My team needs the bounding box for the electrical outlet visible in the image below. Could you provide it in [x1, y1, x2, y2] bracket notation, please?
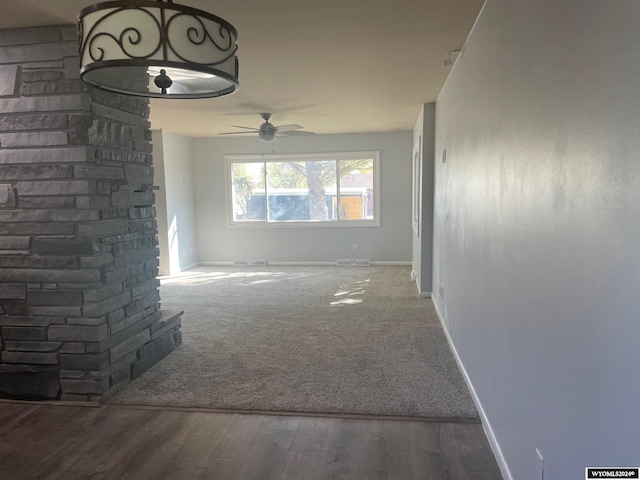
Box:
[439, 285, 445, 299]
[442, 149, 447, 164]
[352, 244, 358, 252]
[535, 448, 544, 480]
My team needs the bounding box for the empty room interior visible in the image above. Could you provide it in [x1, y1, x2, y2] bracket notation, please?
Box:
[0, 1, 638, 479]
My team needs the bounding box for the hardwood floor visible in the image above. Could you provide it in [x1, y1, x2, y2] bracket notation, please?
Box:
[0, 402, 502, 480]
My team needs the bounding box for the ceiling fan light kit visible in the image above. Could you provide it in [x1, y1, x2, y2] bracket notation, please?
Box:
[78, 0, 239, 98]
[220, 113, 315, 143]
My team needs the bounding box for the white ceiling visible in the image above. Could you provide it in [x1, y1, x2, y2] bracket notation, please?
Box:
[2, 0, 483, 137]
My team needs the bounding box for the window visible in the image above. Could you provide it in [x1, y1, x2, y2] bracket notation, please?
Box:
[226, 151, 380, 227]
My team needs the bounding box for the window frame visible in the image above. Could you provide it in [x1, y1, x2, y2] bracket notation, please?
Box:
[225, 151, 381, 228]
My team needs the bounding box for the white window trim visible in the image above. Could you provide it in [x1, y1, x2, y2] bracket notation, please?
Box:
[224, 151, 381, 228]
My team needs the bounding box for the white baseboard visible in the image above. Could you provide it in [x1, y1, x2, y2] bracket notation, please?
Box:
[371, 261, 412, 266]
[267, 261, 335, 266]
[200, 261, 336, 266]
[157, 263, 202, 278]
[178, 262, 200, 272]
[431, 298, 512, 480]
[414, 276, 432, 297]
[198, 261, 412, 267]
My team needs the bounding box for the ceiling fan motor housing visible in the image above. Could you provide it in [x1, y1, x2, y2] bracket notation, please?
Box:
[259, 122, 277, 142]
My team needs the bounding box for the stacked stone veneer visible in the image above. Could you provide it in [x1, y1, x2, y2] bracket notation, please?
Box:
[0, 26, 182, 401]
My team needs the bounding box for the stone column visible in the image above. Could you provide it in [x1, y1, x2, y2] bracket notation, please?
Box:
[0, 25, 182, 401]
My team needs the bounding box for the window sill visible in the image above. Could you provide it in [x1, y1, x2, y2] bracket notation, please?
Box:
[227, 220, 380, 229]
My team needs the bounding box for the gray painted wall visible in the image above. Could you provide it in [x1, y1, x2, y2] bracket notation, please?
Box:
[434, 1, 640, 479]
[152, 130, 170, 276]
[411, 104, 435, 295]
[153, 130, 198, 274]
[192, 132, 412, 264]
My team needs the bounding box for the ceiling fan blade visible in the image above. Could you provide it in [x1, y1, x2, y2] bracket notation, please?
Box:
[219, 131, 258, 135]
[281, 130, 315, 136]
[275, 124, 303, 133]
[229, 125, 260, 131]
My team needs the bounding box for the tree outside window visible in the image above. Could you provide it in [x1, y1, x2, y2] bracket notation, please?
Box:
[227, 152, 379, 226]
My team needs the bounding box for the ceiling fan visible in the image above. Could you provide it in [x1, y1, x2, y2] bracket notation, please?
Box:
[219, 113, 315, 143]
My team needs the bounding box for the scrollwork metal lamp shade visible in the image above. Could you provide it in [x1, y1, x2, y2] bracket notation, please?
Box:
[78, 0, 239, 98]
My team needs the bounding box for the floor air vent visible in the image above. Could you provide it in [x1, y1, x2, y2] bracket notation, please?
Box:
[336, 259, 371, 266]
[233, 260, 268, 266]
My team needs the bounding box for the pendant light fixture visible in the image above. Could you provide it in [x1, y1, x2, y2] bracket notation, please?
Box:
[78, 0, 239, 98]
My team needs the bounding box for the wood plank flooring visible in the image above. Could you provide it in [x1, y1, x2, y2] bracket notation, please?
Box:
[0, 402, 502, 480]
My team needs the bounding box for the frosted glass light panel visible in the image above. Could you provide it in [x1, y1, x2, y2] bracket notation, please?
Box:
[78, 1, 239, 98]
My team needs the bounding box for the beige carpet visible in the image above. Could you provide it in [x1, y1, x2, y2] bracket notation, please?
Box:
[108, 265, 478, 419]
